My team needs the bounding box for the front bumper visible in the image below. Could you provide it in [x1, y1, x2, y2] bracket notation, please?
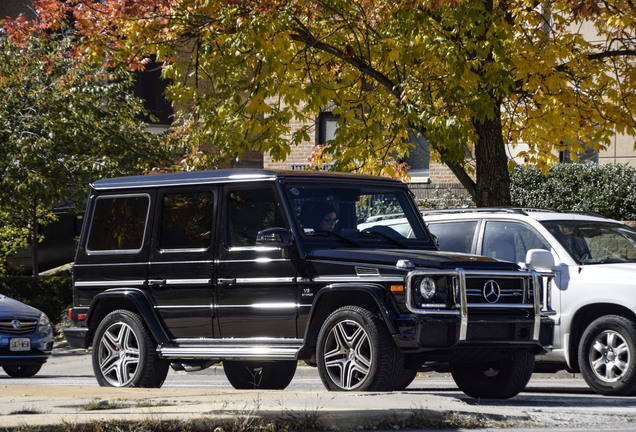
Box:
[0, 332, 53, 366]
[393, 314, 554, 355]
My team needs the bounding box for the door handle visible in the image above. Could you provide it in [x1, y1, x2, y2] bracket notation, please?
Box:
[217, 278, 236, 285]
[148, 279, 167, 288]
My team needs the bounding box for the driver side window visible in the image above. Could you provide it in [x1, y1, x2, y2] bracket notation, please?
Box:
[482, 221, 550, 263]
[225, 187, 287, 248]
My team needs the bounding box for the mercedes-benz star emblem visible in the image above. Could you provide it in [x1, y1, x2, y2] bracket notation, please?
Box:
[483, 280, 501, 303]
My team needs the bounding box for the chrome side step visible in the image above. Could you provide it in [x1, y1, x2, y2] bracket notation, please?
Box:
[158, 339, 303, 361]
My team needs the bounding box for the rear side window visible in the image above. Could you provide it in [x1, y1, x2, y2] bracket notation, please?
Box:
[159, 192, 214, 250]
[87, 195, 150, 252]
[427, 221, 478, 253]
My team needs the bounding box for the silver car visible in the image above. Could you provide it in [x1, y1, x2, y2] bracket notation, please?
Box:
[0, 294, 53, 377]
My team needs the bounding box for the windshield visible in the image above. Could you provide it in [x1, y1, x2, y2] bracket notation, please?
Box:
[283, 181, 435, 251]
[542, 220, 636, 265]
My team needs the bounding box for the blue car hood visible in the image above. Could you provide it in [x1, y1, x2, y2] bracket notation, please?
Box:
[0, 294, 42, 321]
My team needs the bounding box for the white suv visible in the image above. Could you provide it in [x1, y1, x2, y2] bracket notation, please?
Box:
[422, 208, 636, 396]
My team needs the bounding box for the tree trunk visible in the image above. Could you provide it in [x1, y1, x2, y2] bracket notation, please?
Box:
[473, 105, 511, 207]
[31, 203, 39, 277]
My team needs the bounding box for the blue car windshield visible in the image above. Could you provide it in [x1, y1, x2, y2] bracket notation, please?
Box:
[542, 221, 636, 265]
[283, 182, 435, 251]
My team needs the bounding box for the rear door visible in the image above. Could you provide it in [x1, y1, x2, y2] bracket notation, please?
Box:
[147, 187, 217, 339]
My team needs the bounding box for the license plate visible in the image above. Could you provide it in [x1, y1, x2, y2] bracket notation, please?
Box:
[10, 338, 31, 352]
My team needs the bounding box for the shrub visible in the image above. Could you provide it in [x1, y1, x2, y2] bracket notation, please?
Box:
[0, 276, 72, 325]
[511, 164, 636, 220]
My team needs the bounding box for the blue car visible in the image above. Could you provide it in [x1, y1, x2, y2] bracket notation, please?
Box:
[0, 294, 53, 377]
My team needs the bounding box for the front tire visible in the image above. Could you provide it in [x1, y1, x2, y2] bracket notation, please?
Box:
[223, 360, 297, 389]
[450, 349, 534, 399]
[92, 309, 169, 388]
[2, 364, 42, 378]
[316, 306, 401, 391]
[578, 315, 636, 396]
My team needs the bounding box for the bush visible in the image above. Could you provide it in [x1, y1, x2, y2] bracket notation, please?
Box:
[0, 276, 72, 325]
[511, 164, 636, 220]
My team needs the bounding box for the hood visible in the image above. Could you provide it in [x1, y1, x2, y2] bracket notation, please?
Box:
[307, 248, 520, 271]
[0, 294, 42, 321]
[578, 262, 636, 284]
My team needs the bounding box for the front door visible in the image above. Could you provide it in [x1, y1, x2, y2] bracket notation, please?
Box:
[215, 184, 298, 338]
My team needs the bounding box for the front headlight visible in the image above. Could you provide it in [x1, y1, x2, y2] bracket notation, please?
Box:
[419, 277, 437, 300]
[405, 271, 457, 312]
[413, 275, 450, 307]
[39, 312, 52, 334]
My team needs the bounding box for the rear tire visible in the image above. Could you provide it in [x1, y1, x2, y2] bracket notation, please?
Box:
[2, 364, 42, 378]
[92, 309, 169, 388]
[223, 360, 297, 389]
[316, 306, 401, 391]
[393, 367, 418, 391]
[450, 349, 534, 399]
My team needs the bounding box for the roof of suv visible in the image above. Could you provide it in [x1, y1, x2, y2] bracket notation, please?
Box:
[422, 208, 622, 224]
[91, 169, 399, 190]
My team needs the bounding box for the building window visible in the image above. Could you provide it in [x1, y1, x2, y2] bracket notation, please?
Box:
[559, 146, 599, 164]
[404, 130, 430, 181]
[134, 58, 173, 125]
[317, 113, 430, 180]
[559, 137, 599, 164]
[318, 112, 339, 144]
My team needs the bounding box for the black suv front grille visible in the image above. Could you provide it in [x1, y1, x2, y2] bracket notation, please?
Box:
[0, 320, 37, 335]
[465, 277, 527, 305]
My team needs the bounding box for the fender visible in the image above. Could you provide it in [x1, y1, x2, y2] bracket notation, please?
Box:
[87, 288, 171, 345]
[303, 282, 400, 345]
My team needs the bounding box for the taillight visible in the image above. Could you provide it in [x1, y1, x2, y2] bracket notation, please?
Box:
[68, 308, 87, 322]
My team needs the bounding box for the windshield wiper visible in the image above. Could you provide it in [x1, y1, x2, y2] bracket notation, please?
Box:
[307, 231, 361, 247]
[358, 229, 408, 249]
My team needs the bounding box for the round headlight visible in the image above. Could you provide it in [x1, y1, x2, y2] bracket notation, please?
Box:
[419, 277, 437, 300]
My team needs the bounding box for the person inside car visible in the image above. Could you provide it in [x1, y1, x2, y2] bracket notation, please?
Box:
[301, 202, 339, 233]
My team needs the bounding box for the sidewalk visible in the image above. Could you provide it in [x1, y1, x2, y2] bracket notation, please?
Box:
[0, 380, 532, 429]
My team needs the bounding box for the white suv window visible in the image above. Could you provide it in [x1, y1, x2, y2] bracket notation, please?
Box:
[427, 221, 478, 253]
[482, 221, 550, 263]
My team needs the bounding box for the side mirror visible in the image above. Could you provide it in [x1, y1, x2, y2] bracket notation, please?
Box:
[525, 249, 556, 271]
[256, 227, 293, 246]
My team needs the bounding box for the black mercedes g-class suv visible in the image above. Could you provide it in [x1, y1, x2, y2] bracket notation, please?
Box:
[64, 170, 553, 398]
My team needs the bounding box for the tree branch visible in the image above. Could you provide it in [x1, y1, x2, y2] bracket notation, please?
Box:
[289, 24, 401, 100]
[587, 49, 636, 61]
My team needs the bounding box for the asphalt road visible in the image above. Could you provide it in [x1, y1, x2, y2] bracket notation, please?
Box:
[1, 345, 636, 431]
